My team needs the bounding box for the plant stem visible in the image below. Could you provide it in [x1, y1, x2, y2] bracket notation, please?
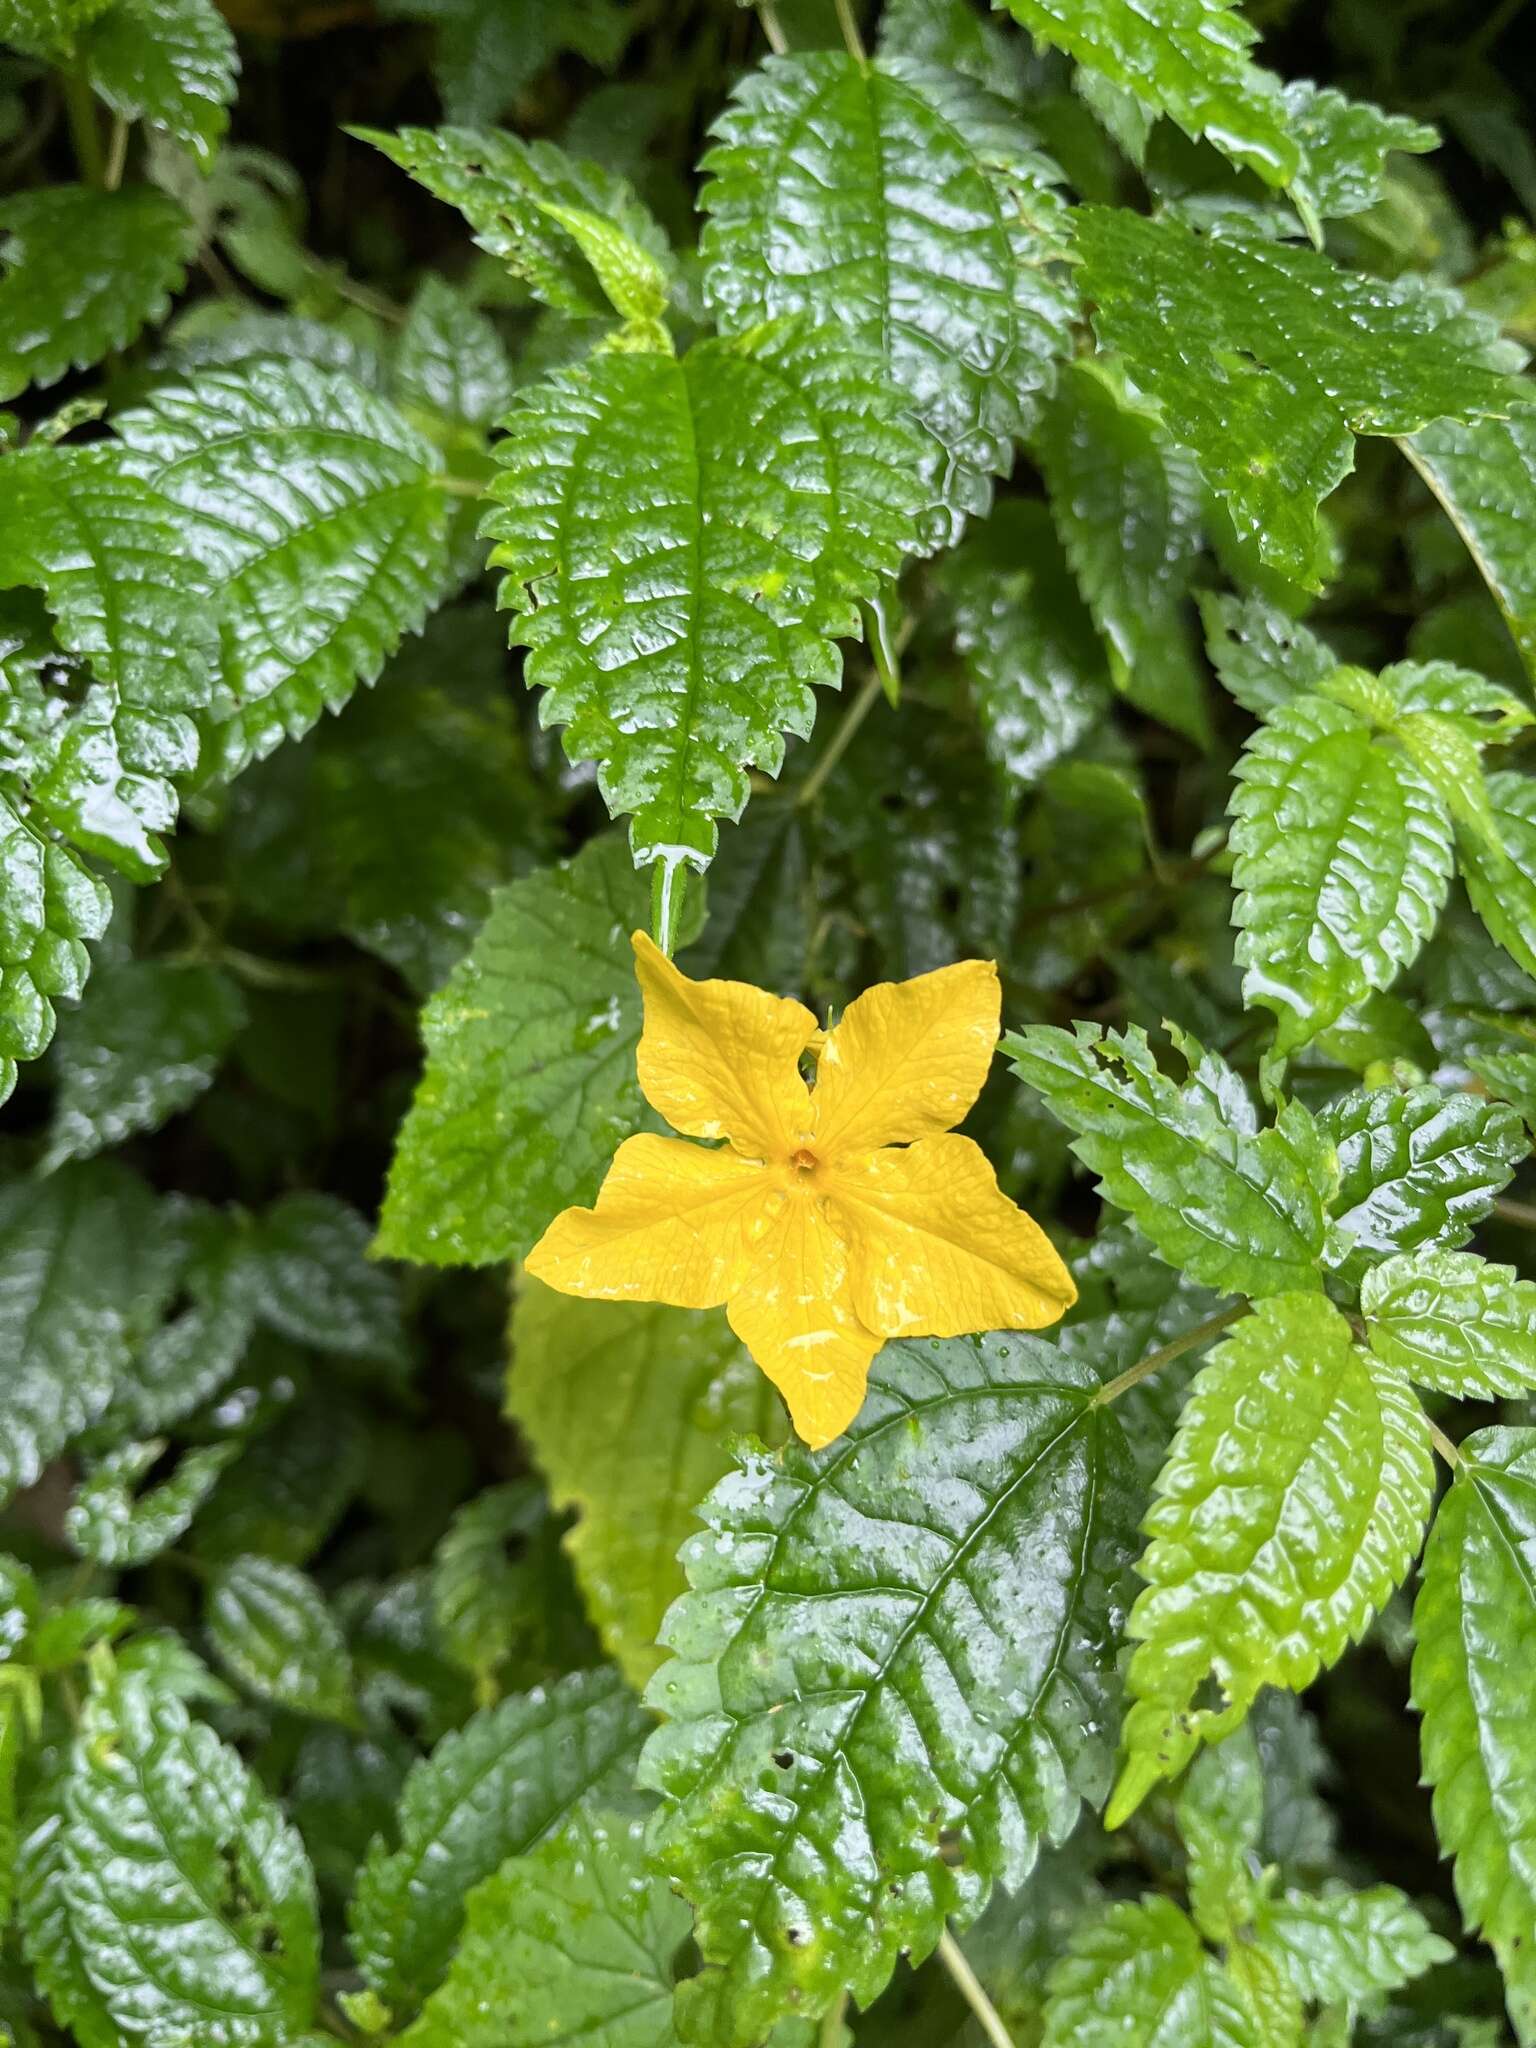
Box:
[1094, 1301, 1248, 1407]
[758, 0, 788, 53]
[1495, 1197, 1536, 1230]
[63, 66, 104, 187]
[819, 1990, 849, 2047]
[798, 669, 884, 809]
[1467, 0, 1529, 59]
[936, 1930, 1015, 2048]
[1429, 1419, 1463, 1470]
[103, 113, 130, 191]
[833, 0, 868, 61]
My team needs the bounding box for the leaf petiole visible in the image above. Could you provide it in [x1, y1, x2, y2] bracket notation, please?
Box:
[1093, 1301, 1248, 1407]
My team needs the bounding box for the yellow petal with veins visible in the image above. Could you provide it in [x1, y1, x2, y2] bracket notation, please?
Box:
[726, 1196, 881, 1450]
[829, 1133, 1076, 1338]
[812, 958, 1000, 1160]
[631, 931, 817, 1160]
[526, 1134, 773, 1309]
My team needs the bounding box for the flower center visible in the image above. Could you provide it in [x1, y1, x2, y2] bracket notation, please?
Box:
[790, 1147, 818, 1175]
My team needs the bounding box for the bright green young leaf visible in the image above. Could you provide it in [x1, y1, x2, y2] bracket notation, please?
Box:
[1041, 1895, 1263, 2048]
[1004, 1023, 1335, 1297]
[111, 361, 449, 782]
[1200, 592, 1337, 719]
[508, 1278, 784, 1688]
[1230, 694, 1453, 1055]
[350, 1666, 648, 2013]
[536, 198, 670, 333]
[1282, 81, 1438, 222]
[1459, 771, 1536, 980]
[0, 0, 115, 59]
[0, 185, 194, 401]
[65, 1437, 240, 1568]
[1177, 1729, 1265, 1945]
[42, 960, 246, 1170]
[485, 323, 924, 867]
[0, 793, 109, 1097]
[16, 1804, 120, 2048]
[247, 1192, 408, 1368]
[62, 1667, 321, 2046]
[1414, 1428, 1536, 2043]
[1252, 1884, 1452, 2006]
[399, 1807, 688, 2048]
[79, 0, 238, 164]
[1406, 412, 1536, 685]
[640, 1335, 1137, 2046]
[700, 53, 1075, 542]
[1073, 206, 1520, 587]
[1112, 1292, 1434, 1820]
[1363, 1251, 1536, 1399]
[1034, 357, 1208, 743]
[206, 1555, 357, 1724]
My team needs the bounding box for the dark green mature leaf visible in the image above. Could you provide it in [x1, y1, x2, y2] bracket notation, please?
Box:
[1041, 1895, 1262, 2048]
[192, 1398, 365, 1568]
[1034, 357, 1208, 743]
[0, 185, 194, 400]
[508, 1279, 784, 1688]
[0, 0, 115, 59]
[1414, 1428, 1536, 2043]
[80, 0, 238, 164]
[1407, 413, 1536, 685]
[65, 1437, 240, 1567]
[877, 0, 1030, 101]
[374, 0, 630, 126]
[112, 361, 449, 782]
[0, 1686, 21, 1928]
[1073, 207, 1521, 587]
[206, 1556, 357, 1724]
[1363, 1252, 1536, 1399]
[1230, 695, 1453, 1056]
[429, 1481, 546, 1687]
[1252, 1884, 1451, 2005]
[700, 53, 1075, 544]
[641, 1335, 1137, 2046]
[1200, 592, 1336, 719]
[350, 1667, 648, 2012]
[1112, 1293, 1434, 1820]
[1004, 1024, 1334, 1297]
[400, 1807, 688, 2048]
[0, 794, 109, 1097]
[485, 324, 924, 867]
[16, 1805, 119, 2048]
[42, 960, 246, 1170]
[63, 1668, 321, 2046]
[378, 835, 686, 1267]
[1459, 771, 1536, 980]
[1282, 81, 1438, 223]
[247, 1193, 408, 1368]
[105, 1207, 260, 1439]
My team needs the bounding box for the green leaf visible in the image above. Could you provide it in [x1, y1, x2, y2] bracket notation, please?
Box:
[65, 1437, 240, 1567]
[206, 1555, 357, 1725]
[1230, 695, 1453, 1056]
[1041, 1895, 1263, 2048]
[0, 792, 109, 1095]
[106, 1207, 260, 1438]
[373, 0, 630, 126]
[700, 53, 1075, 543]
[80, 0, 238, 164]
[1073, 206, 1520, 587]
[1282, 81, 1438, 223]
[507, 1278, 784, 1688]
[1414, 1427, 1536, 2044]
[640, 1335, 1137, 2045]
[1363, 1251, 1536, 1399]
[112, 361, 449, 782]
[399, 1807, 688, 2048]
[1034, 357, 1208, 743]
[378, 835, 681, 1268]
[1177, 1729, 1264, 1944]
[1459, 771, 1536, 980]
[1004, 1023, 1334, 1298]
[1317, 1083, 1527, 1279]
[63, 1667, 321, 2046]
[247, 1193, 408, 1368]
[191, 1398, 366, 1568]
[0, 185, 194, 401]
[16, 1804, 119, 2048]
[394, 275, 514, 432]
[429, 1481, 545, 1687]
[1406, 413, 1536, 686]
[1200, 593, 1337, 719]
[349, 1666, 648, 2012]
[0, 0, 114, 59]
[42, 960, 246, 1170]
[1252, 1884, 1452, 2005]
[877, 0, 1030, 101]
[536, 199, 671, 333]
[0, 1688, 23, 1928]
[485, 324, 923, 867]
[1111, 1293, 1434, 1821]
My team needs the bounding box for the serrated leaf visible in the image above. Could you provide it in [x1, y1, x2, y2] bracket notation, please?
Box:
[1034, 357, 1208, 743]
[1407, 413, 1536, 685]
[42, 960, 246, 1170]
[16, 1805, 119, 2048]
[1230, 694, 1453, 1055]
[1004, 1023, 1333, 1297]
[429, 1480, 545, 1687]
[1253, 1884, 1452, 2006]
[112, 361, 449, 782]
[640, 1334, 1137, 2045]
[485, 323, 924, 865]
[700, 53, 1075, 543]
[1363, 1251, 1536, 1399]
[374, 0, 630, 126]
[1200, 593, 1337, 719]
[191, 1398, 365, 1568]
[0, 0, 115, 59]
[206, 1555, 357, 1725]
[507, 1278, 784, 1688]
[1177, 1729, 1264, 1944]
[247, 1193, 408, 1368]
[1414, 1427, 1536, 2044]
[1073, 207, 1520, 587]
[377, 836, 666, 1265]
[350, 1667, 648, 2012]
[1112, 1293, 1434, 1819]
[1459, 771, 1536, 980]
[80, 0, 238, 164]
[877, 0, 1030, 101]
[65, 1437, 240, 1567]
[394, 275, 514, 431]
[63, 1668, 320, 2046]
[1041, 1895, 1263, 2048]
[0, 792, 109, 1093]
[0, 185, 194, 401]
[1317, 1083, 1527, 1279]
[106, 1208, 260, 1439]
[400, 1807, 688, 2048]
[1282, 81, 1438, 223]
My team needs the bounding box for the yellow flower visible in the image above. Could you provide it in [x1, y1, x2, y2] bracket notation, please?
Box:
[525, 935, 1076, 1449]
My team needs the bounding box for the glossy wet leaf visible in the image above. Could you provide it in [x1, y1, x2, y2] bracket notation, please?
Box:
[640, 1334, 1137, 2046]
[1282, 81, 1438, 222]
[1252, 1884, 1451, 2005]
[0, 792, 110, 1097]
[484, 325, 924, 866]
[1458, 771, 1536, 980]
[877, 0, 1030, 100]
[65, 1437, 240, 1568]
[206, 1555, 357, 1724]
[1408, 413, 1536, 685]
[80, 0, 238, 164]
[1041, 1895, 1263, 2048]
[1176, 1729, 1264, 1944]
[429, 1481, 546, 1686]
[1362, 1251, 1536, 1399]
[16, 1804, 120, 2048]
[247, 1193, 408, 1369]
[1200, 593, 1337, 719]
[700, 53, 1075, 544]
[350, 1667, 648, 2012]
[393, 274, 514, 432]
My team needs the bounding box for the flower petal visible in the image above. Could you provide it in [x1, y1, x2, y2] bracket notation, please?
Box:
[525, 1134, 773, 1309]
[812, 958, 1000, 1159]
[829, 1133, 1076, 1338]
[727, 1196, 882, 1450]
[632, 931, 817, 1159]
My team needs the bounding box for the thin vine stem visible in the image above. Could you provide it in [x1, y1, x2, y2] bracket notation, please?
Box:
[758, 0, 789, 53]
[1093, 1301, 1248, 1408]
[936, 1930, 1015, 2048]
[798, 669, 884, 808]
[833, 0, 868, 60]
[62, 66, 104, 186]
[1494, 1196, 1536, 1231]
[1429, 1420, 1464, 1470]
[103, 113, 130, 191]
